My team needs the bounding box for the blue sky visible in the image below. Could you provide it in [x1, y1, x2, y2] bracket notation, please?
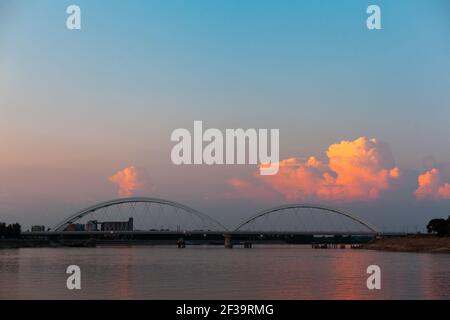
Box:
[1, 0, 449, 230]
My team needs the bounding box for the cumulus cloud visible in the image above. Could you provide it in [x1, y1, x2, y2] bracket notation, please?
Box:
[228, 137, 400, 202]
[109, 166, 152, 197]
[415, 168, 450, 200]
[227, 178, 278, 200]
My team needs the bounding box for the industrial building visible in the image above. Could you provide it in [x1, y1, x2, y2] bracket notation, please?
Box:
[101, 218, 133, 232]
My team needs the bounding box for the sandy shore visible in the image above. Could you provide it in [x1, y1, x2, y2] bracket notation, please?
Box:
[364, 236, 450, 253]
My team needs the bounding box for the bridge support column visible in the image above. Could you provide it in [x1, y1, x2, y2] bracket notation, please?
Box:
[224, 234, 233, 249]
[176, 238, 185, 248]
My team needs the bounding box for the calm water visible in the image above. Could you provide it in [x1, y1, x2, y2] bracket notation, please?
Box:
[1, 245, 449, 299]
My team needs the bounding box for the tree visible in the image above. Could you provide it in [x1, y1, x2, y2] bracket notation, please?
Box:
[0, 222, 22, 239]
[427, 217, 450, 237]
[11, 223, 21, 238]
[0, 222, 6, 238]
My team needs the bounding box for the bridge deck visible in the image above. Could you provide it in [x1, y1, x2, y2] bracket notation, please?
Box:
[23, 230, 383, 237]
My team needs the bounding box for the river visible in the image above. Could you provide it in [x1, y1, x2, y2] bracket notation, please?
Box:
[1, 245, 449, 299]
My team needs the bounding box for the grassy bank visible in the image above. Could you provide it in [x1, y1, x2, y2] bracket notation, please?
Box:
[364, 236, 450, 253]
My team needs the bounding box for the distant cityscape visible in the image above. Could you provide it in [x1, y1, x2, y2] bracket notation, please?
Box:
[30, 218, 134, 232]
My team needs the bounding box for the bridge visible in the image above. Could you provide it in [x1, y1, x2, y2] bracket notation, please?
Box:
[21, 197, 393, 246]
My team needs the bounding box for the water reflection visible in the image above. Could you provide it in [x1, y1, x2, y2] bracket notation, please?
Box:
[0, 246, 449, 299]
[421, 253, 450, 299]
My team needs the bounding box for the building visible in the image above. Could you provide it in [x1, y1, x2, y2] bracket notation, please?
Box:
[85, 220, 98, 232]
[101, 218, 133, 232]
[31, 225, 46, 232]
[65, 223, 85, 231]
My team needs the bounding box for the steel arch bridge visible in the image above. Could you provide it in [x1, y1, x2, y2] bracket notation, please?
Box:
[51, 198, 378, 235]
[234, 203, 379, 235]
[51, 197, 228, 232]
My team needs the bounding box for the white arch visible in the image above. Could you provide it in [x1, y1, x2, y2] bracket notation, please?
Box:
[52, 197, 227, 232]
[234, 203, 379, 234]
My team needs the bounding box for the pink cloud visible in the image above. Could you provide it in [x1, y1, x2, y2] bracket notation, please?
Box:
[108, 166, 152, 197]
[415, 168, 450, 200]
[227, 178, 278, 200]
[228, 137, 400, 202]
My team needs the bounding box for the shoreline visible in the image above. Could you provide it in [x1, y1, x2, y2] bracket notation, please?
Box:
[4, 236, 450, 253]
[0, 239, 53, 249]
[363, 236, 450, 254]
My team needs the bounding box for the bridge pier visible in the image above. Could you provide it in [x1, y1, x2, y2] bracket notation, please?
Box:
[224, 234, 233, 249]
[176, 238, 185, 248]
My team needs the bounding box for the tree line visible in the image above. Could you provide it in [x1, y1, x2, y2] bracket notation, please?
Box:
[427, 216, 450, 237]
[0, 222, 21, 239]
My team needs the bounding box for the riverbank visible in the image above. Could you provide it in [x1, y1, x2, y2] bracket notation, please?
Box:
[0, 239, 51, 249]
[0, 238, 99, 248]
[364, 236, 450, 253]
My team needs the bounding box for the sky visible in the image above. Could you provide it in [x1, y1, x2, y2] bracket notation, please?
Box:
[1, 0, 450, 231]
